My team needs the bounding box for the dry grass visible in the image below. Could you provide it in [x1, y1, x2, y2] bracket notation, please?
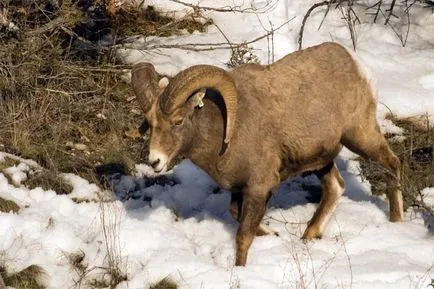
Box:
[150, 278, 178, 289]
[113, 5, 212, 38]
[359, 114, 434, 210]
[0, 156, 20, 171]
[88, 278, 111, 288]
[25, 170, 74, 194]
[0, 264, 46, 289]
[0, 154, 73, 194]
[0, 197, 20, 213]
[0, 0, 208, 191]
[0, 52, 144, 184]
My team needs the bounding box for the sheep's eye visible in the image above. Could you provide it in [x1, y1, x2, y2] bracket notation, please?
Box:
[173, 118, 184, 126]
[138, 120, 149, 134]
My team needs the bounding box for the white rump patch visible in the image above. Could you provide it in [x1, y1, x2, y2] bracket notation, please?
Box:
[342, 46, 378, 100]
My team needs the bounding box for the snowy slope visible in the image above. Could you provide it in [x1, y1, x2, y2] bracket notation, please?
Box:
[0, 154, 433, 289]
[1, 0, 434, 288]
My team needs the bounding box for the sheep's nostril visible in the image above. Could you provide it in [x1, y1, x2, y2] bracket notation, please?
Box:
[150, 159, 160, 169]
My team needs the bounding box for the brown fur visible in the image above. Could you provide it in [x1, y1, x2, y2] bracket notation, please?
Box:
[131, 42, 404, 266]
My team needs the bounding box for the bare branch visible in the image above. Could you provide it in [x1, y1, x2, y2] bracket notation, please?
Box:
[385, 0, 397, 24]
[170, 0, 279, 14]
[366, 0, 383, 23]
[298, 0, 339, 50]
[120, 17, 295, 52]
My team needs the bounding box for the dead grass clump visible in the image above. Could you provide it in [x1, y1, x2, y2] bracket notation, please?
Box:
[226, 43, 261, 68]
[112, 5, 212, 38]
[150, 278, 178, 289]
[0, 157, 20, 171]
[0, 157, 22, 186]
[359, 114, 434, 210]
[0, 197, 20, 213]
[25, 170, 73, 194]
[88, 278, 110, 288]
[0, 264, 46, 289]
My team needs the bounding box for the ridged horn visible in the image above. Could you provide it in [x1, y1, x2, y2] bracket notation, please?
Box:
[131, 62, 159, 113]
[160, 65, 237, 144]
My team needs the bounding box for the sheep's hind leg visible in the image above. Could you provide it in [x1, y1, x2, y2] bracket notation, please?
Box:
[342, 124, 404, 222]
[302, 162, 345, 240]
[230, 193, 275, 236]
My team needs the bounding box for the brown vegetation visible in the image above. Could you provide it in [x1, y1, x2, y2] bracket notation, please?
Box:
[0, 0, 208, 190]
[150, 278, 178, 289]
[359, 114, 434, 213]
[0, 265, 46, 289]
[0, 197, 20, 213]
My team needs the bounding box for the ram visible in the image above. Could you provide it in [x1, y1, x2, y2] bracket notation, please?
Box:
[131, 42, 404, 266]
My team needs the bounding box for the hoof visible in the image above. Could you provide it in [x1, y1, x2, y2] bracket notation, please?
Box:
[302, 225, 322, 241]
[390, 214, 404, 222]
[256, 224, 278, 236]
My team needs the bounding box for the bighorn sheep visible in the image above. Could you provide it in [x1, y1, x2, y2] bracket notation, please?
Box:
[131, 42, 404, 266]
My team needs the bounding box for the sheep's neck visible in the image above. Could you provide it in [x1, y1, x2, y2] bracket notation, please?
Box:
[187, 98, 226, 177]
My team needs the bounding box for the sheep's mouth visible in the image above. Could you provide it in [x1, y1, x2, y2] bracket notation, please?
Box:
[149, 150, 185, 174]
[160, 155, 185, 173]
[153, 165, 167, 174]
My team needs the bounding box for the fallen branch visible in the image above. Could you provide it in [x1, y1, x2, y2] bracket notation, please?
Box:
[170, 0, 279, 14]
[119, 17, 295, 52]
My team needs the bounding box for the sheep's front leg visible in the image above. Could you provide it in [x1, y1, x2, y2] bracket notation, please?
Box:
[235, 192, 269, 266]
[230, 193, 273, 237]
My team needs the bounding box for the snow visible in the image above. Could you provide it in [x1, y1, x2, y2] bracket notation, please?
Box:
[62, 173, 101, 201]
[1, 156, 433, 288]
[421, 187, 434, 207]
[1, 0, 434, 288]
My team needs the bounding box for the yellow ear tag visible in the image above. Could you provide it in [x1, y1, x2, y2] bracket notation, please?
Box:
[195, 91, 205, 108]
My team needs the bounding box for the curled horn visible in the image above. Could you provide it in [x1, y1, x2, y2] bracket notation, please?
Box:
[131, 62, 160, 113]
[160, 65, 238, 144]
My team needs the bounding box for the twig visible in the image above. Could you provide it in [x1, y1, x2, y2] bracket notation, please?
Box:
[379, 101, 394, 117]
[340, 4, 359, 50]
[170, 0, 278, 14]
[384, 0, 411, 47]
[335, 218, 354, 289]
[120, 17, 295, 52]
[212, 20, 234, 53]
[318, 3, 332, 30]
[371, 0, 383, 23]
[45, 88, 102, 96]
[270, 20, 275, 63]
[60, 26, 109, 51]
[385, 0, 397, 24]
[298, 0, 339, 50]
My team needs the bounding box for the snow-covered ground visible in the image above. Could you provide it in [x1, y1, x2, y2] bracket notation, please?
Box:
[1, 0, 434, 288]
